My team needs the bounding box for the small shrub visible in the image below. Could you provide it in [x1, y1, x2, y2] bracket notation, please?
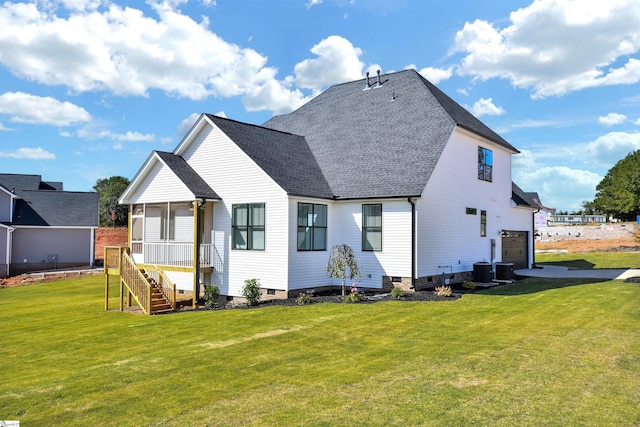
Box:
[296, 292, 314, 305]
[434, 285, 452, 297]
[203, 284, 220, 308]
[462, 281, 476, 290]
[242, 278, 261, 306]
[343, 292, 362, 303]
[391, 286, 405, 298]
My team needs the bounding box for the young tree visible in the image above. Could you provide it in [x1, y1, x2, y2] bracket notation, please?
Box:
[593, 150, 640, 221]
[326, 243, 361, 296]
[93, 176, 130, 227]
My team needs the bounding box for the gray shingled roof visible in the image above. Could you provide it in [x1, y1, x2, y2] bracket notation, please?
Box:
[206, 115, 334, 199]
[512, 182, 541, 209]
[11, 190, 99, 226]
[0, 174, 98, 227]
[155, 151, 221, 200]
[263, 69, 518, 199]
[0, 174, 43, 192]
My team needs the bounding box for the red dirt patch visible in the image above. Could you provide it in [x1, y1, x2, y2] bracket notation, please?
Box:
[95, 227, 128, 260]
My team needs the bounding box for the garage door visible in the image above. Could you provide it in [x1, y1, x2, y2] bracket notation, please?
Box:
[501, 231, 528, 270]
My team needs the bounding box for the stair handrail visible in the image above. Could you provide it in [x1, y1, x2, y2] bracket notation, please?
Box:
[155, 266, 177, 310]
[120, 250, 152, 314]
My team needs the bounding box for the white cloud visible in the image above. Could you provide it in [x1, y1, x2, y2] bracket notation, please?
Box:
[469, 98, 506, 117]
[598, 112, 627, 126]
[76, 127, 155, 142]
[635, 118, 640, 126]
[177, 112, 201, 136]
[582, 131, 640, 166]
[306, 0, 322, 9]
[0, 92, 91, 126]
[294, 36, 365, 91]
[457, 88, 469, 96]
[0, 147, 56, 160]
[453, 0, 640, 98]
[0, 121, 14, 131]
[513, 149, 601, 211]
[417, 66, 454, 84]
[0, 3, 368, 116]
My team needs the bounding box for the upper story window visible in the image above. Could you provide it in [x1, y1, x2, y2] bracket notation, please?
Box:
[362, 204, 382, 251]
[297, 203, 327, 251]
[480, 210, 487, 237]
[478, 147, 493, 182]
[232, 203, 265, 250]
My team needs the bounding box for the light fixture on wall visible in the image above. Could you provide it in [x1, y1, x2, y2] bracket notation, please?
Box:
[500, 230, 509, 237]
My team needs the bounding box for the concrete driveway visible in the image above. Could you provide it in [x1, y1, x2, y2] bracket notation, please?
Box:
[515, 265, 640, 280]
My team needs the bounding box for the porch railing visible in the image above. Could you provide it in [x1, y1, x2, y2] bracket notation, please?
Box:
[144, 266, 177, 310]
[137, 243, 213, 268]
[120, 251, 152, 314]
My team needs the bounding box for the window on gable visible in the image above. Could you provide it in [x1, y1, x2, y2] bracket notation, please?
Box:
[480, 210, 487, 237]
[297, 203, 327, 251]
[362, 204, 382, 251]
[478, 147, 493, 182]
[232, 203, 265, 250]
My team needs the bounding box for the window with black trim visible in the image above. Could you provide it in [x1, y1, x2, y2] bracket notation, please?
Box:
[478, 147, 493, 182]
[232, 203, 265, 250]
[480, 210, 487, 237]
[362, 204, 382, 251]
[297, 203, 327, 251]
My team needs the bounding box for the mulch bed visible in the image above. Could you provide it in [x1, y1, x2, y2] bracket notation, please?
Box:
[186, 290, 462, 313]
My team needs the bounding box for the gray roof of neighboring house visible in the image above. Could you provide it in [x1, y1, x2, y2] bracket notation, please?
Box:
[0, 174, 98, 227]
[512, 183, 541, 209]
[206, 115, 334, 199]
[263, 69, 518, 199]
[155, 151, 221, 200]
[11, 190, 99, 227]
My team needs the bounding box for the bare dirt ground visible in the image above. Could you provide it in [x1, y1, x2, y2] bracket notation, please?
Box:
[1, 228, 128, 287]
[95, 227, 128, 259]
[536, 223, 639, 253]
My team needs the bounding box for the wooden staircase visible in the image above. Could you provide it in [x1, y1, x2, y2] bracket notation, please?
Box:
[104, 246, 178, 315]
[142, 270, 174, 314]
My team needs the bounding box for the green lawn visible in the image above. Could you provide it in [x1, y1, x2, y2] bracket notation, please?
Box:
[1, 274, 639, 426]
[536, 251, 640, 269]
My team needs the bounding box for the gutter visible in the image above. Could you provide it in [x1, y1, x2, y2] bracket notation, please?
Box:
[408, 198, 416, 289]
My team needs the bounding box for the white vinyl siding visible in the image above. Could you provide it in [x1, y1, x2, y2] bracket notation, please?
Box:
[128, 160, 195, 204]
[289, 198, 412, 291]
[417, 127, 529, 277]
[178, 123, 289, 297]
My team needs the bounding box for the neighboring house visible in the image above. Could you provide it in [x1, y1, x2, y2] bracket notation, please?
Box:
[524, 191, 554, 229]
[0, 174, 99, 277]
[119, 69, 538, 303]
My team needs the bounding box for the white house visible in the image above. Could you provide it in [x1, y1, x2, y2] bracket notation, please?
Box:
[118, 69, 538, 305]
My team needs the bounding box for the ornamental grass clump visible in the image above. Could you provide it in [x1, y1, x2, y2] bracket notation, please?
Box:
[391, 286, 406, 298]
[434, 285, 452, 297]
[462, 280, 476, 290]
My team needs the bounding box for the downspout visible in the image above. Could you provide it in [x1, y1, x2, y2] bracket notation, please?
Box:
[7, 228, 14, 277]
[408, 198, 416, 289]
[532, 209, 540, 268]
[193, 199, 203, 308]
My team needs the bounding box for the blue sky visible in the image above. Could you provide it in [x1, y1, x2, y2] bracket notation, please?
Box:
[2, 0, 640, 212]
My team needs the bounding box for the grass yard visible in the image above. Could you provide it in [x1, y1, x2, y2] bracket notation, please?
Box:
[1, 274, 639, 426]
[536, 251, 640, 269]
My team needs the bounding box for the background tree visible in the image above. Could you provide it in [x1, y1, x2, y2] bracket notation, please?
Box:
[593, 150, 640, 221]
[326, 243, 361, 296]
[93, 176, 130, 227]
